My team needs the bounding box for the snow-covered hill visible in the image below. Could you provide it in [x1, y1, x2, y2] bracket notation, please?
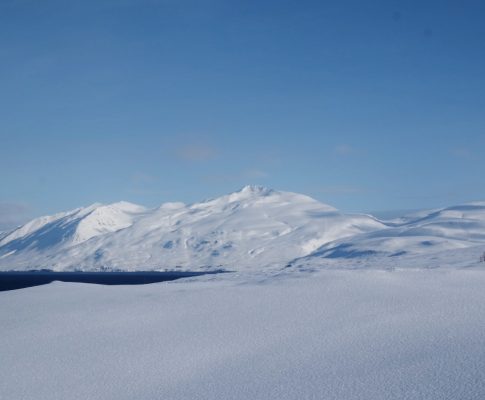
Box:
[292, 202, 485, 271]
[0, 186, 384, 271]
[0, 201, 147, 268]
[1, 186, 485, 272]
[0, 201, 147, 248]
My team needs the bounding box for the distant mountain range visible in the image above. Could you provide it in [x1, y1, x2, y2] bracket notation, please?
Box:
[1, 186, 485, 272]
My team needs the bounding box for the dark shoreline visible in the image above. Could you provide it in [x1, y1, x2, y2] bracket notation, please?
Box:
[0, 270, 226, 292]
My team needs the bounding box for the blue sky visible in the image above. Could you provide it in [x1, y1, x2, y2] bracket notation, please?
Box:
[1, 0, 485, 227]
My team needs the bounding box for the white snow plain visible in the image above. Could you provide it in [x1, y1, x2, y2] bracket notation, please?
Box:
[2, 269, 485, 400]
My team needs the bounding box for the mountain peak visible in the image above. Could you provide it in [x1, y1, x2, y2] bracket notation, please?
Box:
[105, 201, 147, 213]
[239, 185, 273, 195]
[221, 185, 275, 203]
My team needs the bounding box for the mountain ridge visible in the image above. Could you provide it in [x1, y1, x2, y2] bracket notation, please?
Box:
[1, 186, 484, 272]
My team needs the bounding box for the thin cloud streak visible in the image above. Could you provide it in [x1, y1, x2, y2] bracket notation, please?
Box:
[333, 144, 357, 156]
[0, 202, 31, 232]
[316, 185, 364, 195]
[201, 169, 270, 184]
[176, 144, 218, 162]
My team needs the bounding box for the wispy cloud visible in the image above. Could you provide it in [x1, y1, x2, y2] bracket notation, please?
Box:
[242, 169, 269, 179]
[128, 172, 168, 197]
[0, 202, 31, 232]
[317, 185, 363, 195]
[129, 173, 154, 195]
[176, 144, 218, 162]
[201, 168, 270, 184]
[130, 172, 156, 185]
[333, 144, 357, 156]
[451, 147, 474, 159]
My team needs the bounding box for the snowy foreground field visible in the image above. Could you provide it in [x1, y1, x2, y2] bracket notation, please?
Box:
[2, 268, 485, 400]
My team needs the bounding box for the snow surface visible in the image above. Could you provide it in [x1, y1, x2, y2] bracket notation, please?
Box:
[2, 269, 485, 400]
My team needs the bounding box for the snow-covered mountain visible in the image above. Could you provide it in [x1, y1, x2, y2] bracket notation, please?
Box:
[1, 186, 485, 272]
[0, 186, 384, 271]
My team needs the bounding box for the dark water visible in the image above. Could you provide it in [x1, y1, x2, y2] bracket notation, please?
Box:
[0, 270, 224, 292]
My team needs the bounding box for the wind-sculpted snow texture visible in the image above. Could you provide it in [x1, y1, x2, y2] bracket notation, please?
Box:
[1, 186, 485, 271]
